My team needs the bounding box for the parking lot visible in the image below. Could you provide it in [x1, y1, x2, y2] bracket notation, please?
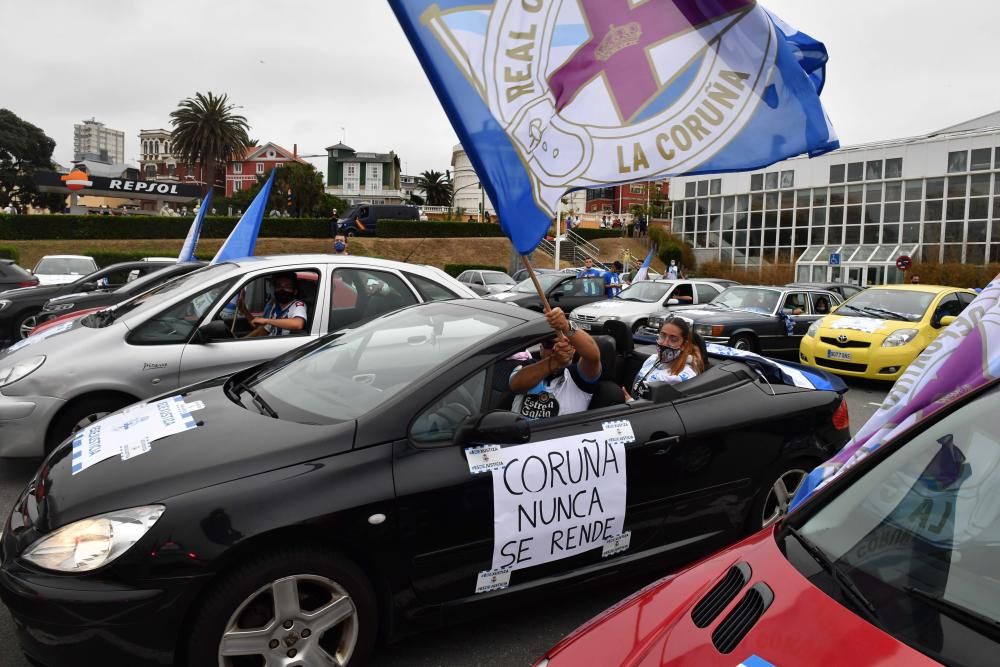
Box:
[0, 376, 888, 667]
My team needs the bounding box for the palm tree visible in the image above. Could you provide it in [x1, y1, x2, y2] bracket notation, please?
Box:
[417, 170, 452, 206]
[169, 92, 252, 195]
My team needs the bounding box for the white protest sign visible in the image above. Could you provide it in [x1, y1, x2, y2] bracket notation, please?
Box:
[490, 430, 627, 572]
[71, 395, 198, 475]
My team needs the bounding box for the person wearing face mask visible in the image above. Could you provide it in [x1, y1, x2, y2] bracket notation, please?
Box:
[333, 234, 349, 255]
[240, 272, 308, 337]
[627, 315, 703, 400]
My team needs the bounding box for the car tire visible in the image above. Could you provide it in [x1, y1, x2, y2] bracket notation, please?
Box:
[185, 547, 377, 667]
[749, 459, 815, 531]
[729, 333, 757, 353]
[45, 393, 135, 454]
[631, 319, 647, 335]
[13, 309, 40, 340]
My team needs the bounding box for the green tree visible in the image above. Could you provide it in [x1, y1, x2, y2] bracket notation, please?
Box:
[169, 92, 252, 195]
[0, 109, 64, 211]
[237, 162, 336, 217]
[407, 192, 425, 206]
[417, 170, 452, 206]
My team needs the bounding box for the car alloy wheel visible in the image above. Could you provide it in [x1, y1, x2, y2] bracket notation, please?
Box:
[15, 312, 39, 340]
[730, 334, 755, 352]
[761, 468, 809, 528]
[219, 574, 359, 666]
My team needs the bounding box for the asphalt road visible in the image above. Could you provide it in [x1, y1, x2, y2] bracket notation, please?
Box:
[0, 377, 889, 667]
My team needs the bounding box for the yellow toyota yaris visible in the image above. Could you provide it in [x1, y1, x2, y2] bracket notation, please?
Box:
[799, 284, 976, 381]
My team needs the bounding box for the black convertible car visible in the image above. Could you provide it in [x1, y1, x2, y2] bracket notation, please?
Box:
[0, 300, 850, 666]
[639, 285, 843, 354]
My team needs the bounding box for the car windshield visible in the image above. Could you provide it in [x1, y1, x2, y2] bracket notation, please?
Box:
[790, 386, 1000, 661]
[243, 303, 511, 424]
[112, 264, 188, 294]
[711, 287, 781, 314]
[617, 281, 673, 302]
[484, 273, 515, 285]
[34, 257, 96, 275]
[514, 274, 564, 293]
[838, 289, 935, 322]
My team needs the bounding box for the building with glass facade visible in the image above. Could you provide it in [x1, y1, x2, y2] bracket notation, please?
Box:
[668, 112, 1000, 285]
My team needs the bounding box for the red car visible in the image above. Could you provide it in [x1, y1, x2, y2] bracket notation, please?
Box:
[537, 378, 1000, 667]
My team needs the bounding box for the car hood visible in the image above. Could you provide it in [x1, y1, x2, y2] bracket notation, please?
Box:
[573, 300, 657, 318]
[816, 315, 911, 338]
[541, 527, 936, 667]
[35, 275, 81, 286]
[490, 291, 537, 303]
[678, 307, 774, 325]
[20, 379, 356, 539]
[0, 283, 63, 300]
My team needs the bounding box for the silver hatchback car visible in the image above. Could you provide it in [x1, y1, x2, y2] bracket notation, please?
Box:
[0, 254, 478, 457]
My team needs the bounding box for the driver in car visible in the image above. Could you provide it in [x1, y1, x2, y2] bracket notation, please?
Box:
[239, 272, 308, 337]
[509, 307, 602, 419]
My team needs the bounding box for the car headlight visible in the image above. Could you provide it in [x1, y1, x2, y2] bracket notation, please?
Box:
[883, 328, 919, 347]
[0, 299, 11, 313]
[806, 320, 822, 338]
[694, 324, 724, 337]
[22, 505, 165, 572]
[0, 355, 45, 388]
[602, 316, 619, 322]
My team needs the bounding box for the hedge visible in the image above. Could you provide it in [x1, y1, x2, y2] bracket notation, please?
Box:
[443, 263, 507, 277]
[0, 245, 19, 262]
[0, 214, 329, 240]
[379, 220, 505, 238]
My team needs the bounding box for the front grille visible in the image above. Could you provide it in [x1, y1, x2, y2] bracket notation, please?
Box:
[815, 357, 868, 373]
[573, 314, 598, 323]
[691, 563, 751, 628]
[711, 583, 774, 654]
[820, 336, 871, 349]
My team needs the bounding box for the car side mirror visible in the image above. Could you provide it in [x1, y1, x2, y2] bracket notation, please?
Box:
[666, 298, 679, 305]
[552, 292, 562, 301]
[935, 315, 956, 329]
[195, 320, 233, 343]
[454, 410, 530, 447]
[81, 281, 99, 292]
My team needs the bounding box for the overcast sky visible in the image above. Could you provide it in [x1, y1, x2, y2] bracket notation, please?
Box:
[4, 1, 1000, 179]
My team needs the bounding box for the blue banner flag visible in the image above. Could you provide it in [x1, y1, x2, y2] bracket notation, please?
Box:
[389, 0, 838, 253]
[178, 190, 211, 263]
[632, 246, 656, 283]
[211, 170, 275, 265]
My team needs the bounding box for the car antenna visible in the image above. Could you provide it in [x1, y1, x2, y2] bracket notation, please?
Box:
[752, 365, 776, 396]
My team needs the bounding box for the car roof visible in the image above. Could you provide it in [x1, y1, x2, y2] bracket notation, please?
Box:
[230, 254, 447, 272]
[36, 254, 96, 260]
[860, 284, 974, 294]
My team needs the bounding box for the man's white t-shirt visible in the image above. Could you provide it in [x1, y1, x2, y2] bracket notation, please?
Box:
[263, 299, 308, 336]
[511, 364, 598, 419]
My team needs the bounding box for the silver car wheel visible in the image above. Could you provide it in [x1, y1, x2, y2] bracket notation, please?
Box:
[761, 468, 808, 528]
[218, 574, 358, 667]
[732, 336, 753, 351]
[18, 315, 38, 339]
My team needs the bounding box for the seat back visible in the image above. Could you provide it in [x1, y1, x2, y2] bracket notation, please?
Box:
[589, 334, 626, 409]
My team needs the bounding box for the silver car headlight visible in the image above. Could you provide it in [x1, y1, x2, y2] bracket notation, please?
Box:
[0, 355, 45, 388]
[0, 299, 11, 312]
[882, 328, 919, 347]
[22, 505, 165, 573]
[806, 320, 822, 338]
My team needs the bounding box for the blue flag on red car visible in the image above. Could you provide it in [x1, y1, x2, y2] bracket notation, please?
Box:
[178, 190, 211, 263]
[388, 0, 838, 253]
[211, 170, 274, 265]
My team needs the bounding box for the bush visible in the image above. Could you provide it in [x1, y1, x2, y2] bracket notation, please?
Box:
[574, 227, 630, 240]
[648, 226, 696, 273]
[908, 262, 1000, 288]
[0, 245, 19, 262]
[443, 263, 508, 277]
[378, 220, 505, 238]
[0, 214, 329, 240]
[696, 260, 795, 285]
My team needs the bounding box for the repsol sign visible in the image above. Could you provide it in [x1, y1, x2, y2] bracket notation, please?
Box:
[109, 179, 183, 194]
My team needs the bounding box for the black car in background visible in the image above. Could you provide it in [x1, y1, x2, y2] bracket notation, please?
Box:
[36, 261, 207, 325]
[0, 259, 38, 293]
[0, 299, 849, 666]
[649, 285, 843, 354]
[486, 272, 607, 312]
[785, 281, 866, 301]
[0, 260, 174, 343]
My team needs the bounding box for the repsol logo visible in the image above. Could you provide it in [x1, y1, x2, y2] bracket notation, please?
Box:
[109, 179, 181, 194]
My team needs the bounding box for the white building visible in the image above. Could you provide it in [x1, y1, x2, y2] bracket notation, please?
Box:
[450, 144, 496, 219]
[73, 118, 125, 164]
[668, 111, 1000, 286]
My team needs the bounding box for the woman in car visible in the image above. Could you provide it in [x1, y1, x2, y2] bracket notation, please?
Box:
[627, 315, 704, 400]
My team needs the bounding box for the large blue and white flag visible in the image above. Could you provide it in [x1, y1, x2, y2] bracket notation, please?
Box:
[178, 190, 211, 263]
[389, 0, 838, 253]
[211, 170, 274, 265]
[632, 246, 656, 282]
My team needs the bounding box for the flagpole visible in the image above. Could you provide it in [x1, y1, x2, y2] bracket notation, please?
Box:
[554, 209, 561, 270]
[520, 255, 555, 313]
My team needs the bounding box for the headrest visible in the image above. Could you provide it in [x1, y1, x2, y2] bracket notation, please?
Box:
[591, 334, 617, 382]
[602, 319, 634, 355]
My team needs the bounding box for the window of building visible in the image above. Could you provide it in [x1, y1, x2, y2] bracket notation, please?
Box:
[946, 199, 965, 221]
[846, 162, 863, 182]
[995, 149, 1000, 170]
[903, 180, 922, 201]
[883, 202, 900, 223]
[846, 206, 862, 225]
[812, 189, 827, 207]
[970, 173, 991, 197]
[167, 164, 176, 177]
[970, 148, 992, 171]
[256, 162, 264, 174]
[968, 220, 987, 241]
[697, 180, 708, 196]
[947, 150, 968, 173]
[780, 190, 794, 208]
[829, 164, 845, 184]
[865, 183, 882, 203]
[750, 174, 763, 191]
[685, 181, 696, 198]
[847, 184, 864, 205]
[630, 184, 643, 194]
[924, 200, 942, 221]
[234, 163, 243, 174]
[796, 190, 810, 207]
[904, 201, 922, 222]
[780, 170, 794, 188]
[765, 192, 778, 209]
[234, 180, 241, 193]
[765, 172, 779, 190]
[947, 176, 966, 199]
[145, 164, 156, 179]
[884, 158, 903, 179]
[865, 160, 882, 180]
[344, 163, 360, 192]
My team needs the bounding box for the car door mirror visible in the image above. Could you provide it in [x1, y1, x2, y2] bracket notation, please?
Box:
[666, 298, 679, 305]
[551, 291, 562, 301]
[454, 410, 530, 446]
[935, 315, 956, 329]
[81, 281, 99, 292]
[195, 320, 234, 343]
